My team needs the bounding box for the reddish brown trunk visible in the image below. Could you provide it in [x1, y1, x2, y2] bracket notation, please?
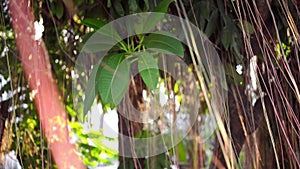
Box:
[9, 0, 85, 168]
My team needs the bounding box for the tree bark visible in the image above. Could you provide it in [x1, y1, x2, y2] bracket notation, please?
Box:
[8, 0, 85, 168]
[210, 85, 264, 169]
[118, 74, 145, 169]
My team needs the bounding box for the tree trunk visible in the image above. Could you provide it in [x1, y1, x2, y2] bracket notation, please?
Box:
[118, 74, 145, 169]
[8, 0, 85, 168]
[210, 84, 264, 169]
[0, 100, 11, 162]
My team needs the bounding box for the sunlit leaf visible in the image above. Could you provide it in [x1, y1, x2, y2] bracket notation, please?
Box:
[66, 105, 77, 117]
[177, 141, 187, 162]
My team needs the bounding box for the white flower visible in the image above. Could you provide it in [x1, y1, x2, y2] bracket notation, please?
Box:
[34, 19, 44, 40]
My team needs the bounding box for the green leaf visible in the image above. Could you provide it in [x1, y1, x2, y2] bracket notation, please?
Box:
[152, 0, 174, 13]
[241, 20, 254, 35]
[83, 158, 98, 166]
[221, 27, 231, 49]
[79, 32, 93, 51]
[75, 0, 83, 6]
[177, 141, 187, 162]
[143, 32, 184, 57]
[66, 105, 77, 117]
[232, 41, 243, 62]
[216, 0, 225, 15]
[55, 0, 64, 19]
[139, 0, 173, 32]
[97, 53, 130, 106]
[205, 9, 219, 37]
[221, 16, 236, 49]
[153, 30, 179, 39]
[99, 25, 123, 42]
[50, 1, 64, 19]
[128, 0, 139, 13]
[197, 1, 210, 20]
[83, 35, 118, 53]
[187, 6, 206, 30]
[137, 52, 159, 90]
[83, 63, 100, 115]
[82, 25, 122, 53]
[107, 0, 112, 8]
[145, 153, 171, 169]
[143, 0, 149, 10]
[113, 0, 125, 16]
[81, 21, 123, 53]
[111, 60, 131, 105]
[134, 130, 149, 138]
[81, 18, 106, 30]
